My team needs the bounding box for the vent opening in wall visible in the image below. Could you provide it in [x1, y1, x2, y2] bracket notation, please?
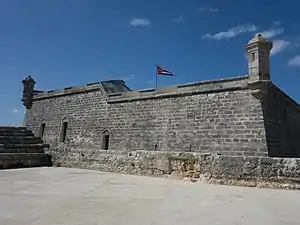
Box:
[59, 121, 68, 142]
[250, 52, 255, 61]
[102, 130, 109, 150]
[39, 123, 46, 139]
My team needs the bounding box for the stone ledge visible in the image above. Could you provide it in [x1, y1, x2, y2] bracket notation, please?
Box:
[107, 76, 249, 103]
[31, 75, 249, 101]
[48, 149, 300, 189]
[32, 84, 102, 100]
[0, 153, 52, 169]
[31, 80, 130, 100]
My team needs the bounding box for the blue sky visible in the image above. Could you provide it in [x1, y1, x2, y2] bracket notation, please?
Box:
[1, 0, 300, 126]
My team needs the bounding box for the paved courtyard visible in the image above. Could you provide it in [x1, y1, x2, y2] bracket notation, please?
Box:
[0, 167, 299, 225]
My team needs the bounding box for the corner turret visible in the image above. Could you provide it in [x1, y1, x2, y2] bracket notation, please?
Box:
[245, 33, 273, 81]
[22, 75, 36, 109]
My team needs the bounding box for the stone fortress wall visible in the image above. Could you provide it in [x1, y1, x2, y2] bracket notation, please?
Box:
[23, 34, 300, 188]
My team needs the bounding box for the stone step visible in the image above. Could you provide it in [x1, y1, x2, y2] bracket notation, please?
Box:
[0, 129, 33, 134]
[0, 126, 30, 131]
[0, 132, 34, 137]
[0, 136, 41, 140]
[0, 153, 52, 169]
[0, 127, 52, 169]
[0, 126, 27, 131]
[0, 139, 44, 145]
[0, 138, 44, 145]
[0, 148, 45, 153]
[0, 143, 48, 150]
[0, 135, 36, 141]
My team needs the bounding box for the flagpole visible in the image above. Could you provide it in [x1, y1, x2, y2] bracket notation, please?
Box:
[155, 67, 158, 89]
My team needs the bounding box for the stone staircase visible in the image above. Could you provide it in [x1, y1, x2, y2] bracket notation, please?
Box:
[0, 127, 52, 169]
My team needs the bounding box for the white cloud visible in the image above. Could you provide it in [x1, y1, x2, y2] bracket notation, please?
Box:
[171, 16, 183, 23]
[12, 109, 20, 114]
[273, 21, 281, 26]
[270, 39, 290, 56]
[198, 7, 219, 12]
[288, 55, 300, 67]
[202, 24, 257, 40]
[260, 28, 283, 39]
[147, 80, 154, 84]
[294, 37, 300, 48]
[129, 18, 151, 27]
[123, 74, 136, 82]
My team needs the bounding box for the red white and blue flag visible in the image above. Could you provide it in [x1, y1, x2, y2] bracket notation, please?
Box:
[156, 65, 174, 76]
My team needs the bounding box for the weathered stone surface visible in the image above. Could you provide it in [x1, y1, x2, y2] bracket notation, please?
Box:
[261, 84, 300, 157]
[24, 77, 275, 157]
[48, 149, 300, 189]
[0, 127, 52, 169]
[24, 79, 300, 159]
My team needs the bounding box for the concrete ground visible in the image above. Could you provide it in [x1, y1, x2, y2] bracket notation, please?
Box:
[0, 168, 299, 225]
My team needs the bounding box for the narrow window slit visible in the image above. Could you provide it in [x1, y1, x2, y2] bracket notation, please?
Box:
[102, 130, 109, 150]
[59, 121, 68, 142]
[39, 123, 46, 139]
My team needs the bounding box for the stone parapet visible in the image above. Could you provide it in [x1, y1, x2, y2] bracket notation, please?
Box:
[31, 76, 249, 101]
[107, 76, 249, 103]
[32, 82, 102, 100]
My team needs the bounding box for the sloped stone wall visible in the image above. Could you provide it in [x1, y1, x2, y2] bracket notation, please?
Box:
[49, 149, 300, 189]
[261, 84, 300, 157]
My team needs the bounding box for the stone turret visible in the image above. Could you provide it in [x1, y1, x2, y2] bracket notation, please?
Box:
[245, 33, 273, 81]
[22, 75, 36, 109]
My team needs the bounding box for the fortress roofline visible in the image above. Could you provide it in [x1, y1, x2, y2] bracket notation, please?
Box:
[31, 75, 249, 100]
[24, 33, 276, 103]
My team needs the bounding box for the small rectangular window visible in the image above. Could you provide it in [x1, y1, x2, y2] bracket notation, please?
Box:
[39, 123, 46, 138]
[102, 135, 109, 150]
[59, 122, 68, 142]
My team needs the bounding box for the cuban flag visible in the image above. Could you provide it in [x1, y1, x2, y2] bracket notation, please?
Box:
[156, 65, 174, 76]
